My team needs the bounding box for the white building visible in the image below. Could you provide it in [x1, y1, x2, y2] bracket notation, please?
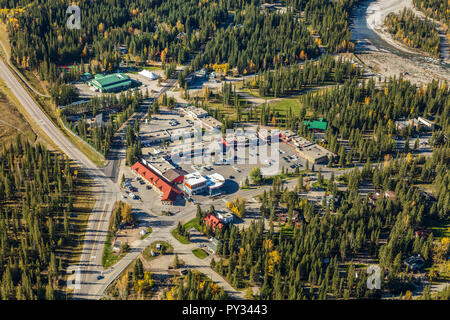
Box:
[183, 171, 225, 196]
[138, 69, 159, 80]
[217, 212, 234, 224]
[183, 171, 208, 195]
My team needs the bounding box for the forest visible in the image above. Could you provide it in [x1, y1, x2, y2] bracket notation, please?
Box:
[385, 8, 441, 57]
[165, 270, 229, 300]
[1, 0, 231, 82]
[61, 89, 143, 157]
[412, 0, 450, 25]
[0, 0, 364, 82]
[0, 137, 80, 299]
[287, 77, 449, 163]
[241, 54, 361, 97]
[192, 4, 319, 74]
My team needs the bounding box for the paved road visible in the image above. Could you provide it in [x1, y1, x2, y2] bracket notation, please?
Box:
[0, 58, 124, 300]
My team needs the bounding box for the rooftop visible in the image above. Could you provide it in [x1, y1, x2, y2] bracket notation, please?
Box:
[205, 173, 225, 189]
[89, 73, 131, 90]
[297, 143, 335, 161]
[200, 116, 223, 129]
[184, 171, 207, 187]
[303, 119, 328, 131]
[131, 162, 181, 202]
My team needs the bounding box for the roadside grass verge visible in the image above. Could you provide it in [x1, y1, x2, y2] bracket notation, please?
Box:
[102, 202, 127, 269]
[102, 232, 127, 269]
[140, 227, 153, 240]
[192, 248, 208, 259]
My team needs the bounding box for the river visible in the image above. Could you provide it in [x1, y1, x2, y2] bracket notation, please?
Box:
[350, 0, 450, 70]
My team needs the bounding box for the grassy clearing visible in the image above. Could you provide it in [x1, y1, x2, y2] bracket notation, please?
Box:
[192, 248, 208, 259]
[142, 66, 162, 71]
[184, 217, 201, 231]
[0, 78, 59, 150]
[0, 22, 11, 59]
[171, 228, 190, 244]
[234, 80, 276, 100]
[0, 83, 36, 145]
[265, 96, 304, 115]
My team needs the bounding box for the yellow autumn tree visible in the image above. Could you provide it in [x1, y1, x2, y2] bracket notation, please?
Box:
[161, 47, 168, 63]
[268, 250, 281, 273]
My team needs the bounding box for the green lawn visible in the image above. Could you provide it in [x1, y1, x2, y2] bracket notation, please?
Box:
[102, 232, 125, 268]
[192, 248, 209, 259]
[265, 96, 304, 116]
[184, 217, 201, 231]
[143, 241, 174, 261]
[142, 66, 162, 71]
[171, 228, 190, 244]
[140, 227, 153, 240]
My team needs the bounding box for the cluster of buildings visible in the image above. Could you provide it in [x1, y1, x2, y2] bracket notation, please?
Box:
[279, 130, 336, 164]
[181, 106, 223, 130]
[395, 117, 436, 131]
[132, 154, 226, 204]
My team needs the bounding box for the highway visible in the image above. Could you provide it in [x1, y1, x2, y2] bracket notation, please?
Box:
[0, 57, 122, 299]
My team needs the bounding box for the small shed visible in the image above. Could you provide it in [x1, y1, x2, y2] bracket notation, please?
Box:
[112, 241, 121, 253]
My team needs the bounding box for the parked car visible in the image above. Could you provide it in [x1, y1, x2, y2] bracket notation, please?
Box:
[180, 269, 188, 275]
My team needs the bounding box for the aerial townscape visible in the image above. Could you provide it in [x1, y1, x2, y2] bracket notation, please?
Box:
[0, 0, 448, 305]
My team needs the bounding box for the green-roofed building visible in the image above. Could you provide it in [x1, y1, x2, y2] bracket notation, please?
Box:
[303, 118, 328, 132]
[88, 73, 133, 93]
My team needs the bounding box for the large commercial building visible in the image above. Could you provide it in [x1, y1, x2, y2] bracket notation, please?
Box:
[183, 172, 207, 195]
[182, 106, 223, 130]
[185, 106, 209, 119]
[183, 171, 225, 196]
[279, 130, 335, 164]
[297, 143, 335, 164]
[88, 73, 133, 93]
[131, 161, 181, 205]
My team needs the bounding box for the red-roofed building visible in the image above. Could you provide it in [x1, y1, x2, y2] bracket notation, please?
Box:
[414, 228, 432, 239]
[131, 161, 181, 205]
[204, 213, 224, 230]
